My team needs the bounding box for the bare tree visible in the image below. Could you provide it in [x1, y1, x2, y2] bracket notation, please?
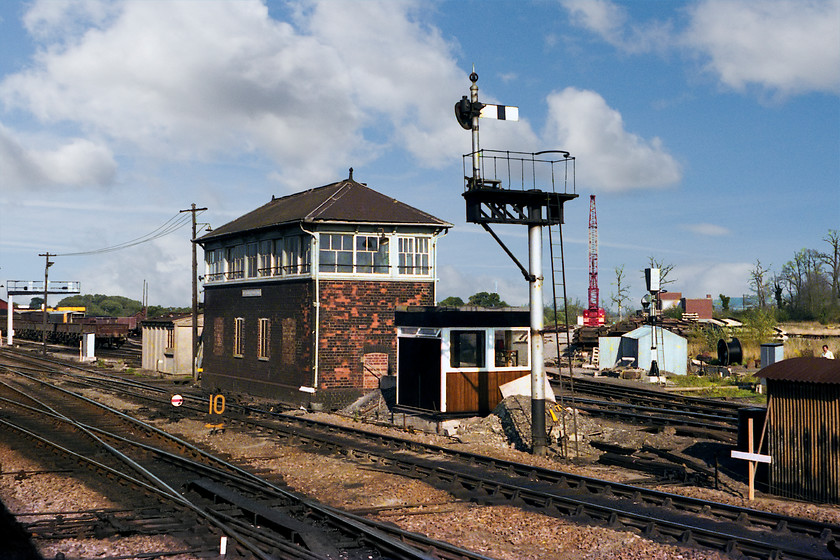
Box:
[609, 265, 630, 320]
[749, 259, 770, 309]
[819, 229, 840, 302]
[780, 248, 830, 319]
[643, 256, 676, 287]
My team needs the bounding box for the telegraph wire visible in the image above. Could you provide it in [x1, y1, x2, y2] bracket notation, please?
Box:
[55, 211, 205, 257]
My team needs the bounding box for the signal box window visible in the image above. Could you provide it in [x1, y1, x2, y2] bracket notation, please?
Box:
[233, 317, 244, 358]
[398, 236, 430, 275]
[258, 318, 270, 360]
[450, 330, 485, 368]
[356, 235, 389, 273]
[319, 234, 353, 273]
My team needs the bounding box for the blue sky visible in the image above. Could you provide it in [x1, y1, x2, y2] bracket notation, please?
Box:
[0, 0, 837, 310]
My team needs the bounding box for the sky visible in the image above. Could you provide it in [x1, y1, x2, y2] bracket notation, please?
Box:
[0, 0, 838, 312]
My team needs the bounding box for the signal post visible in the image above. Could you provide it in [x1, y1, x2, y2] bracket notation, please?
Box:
[455, 71, 577, 455]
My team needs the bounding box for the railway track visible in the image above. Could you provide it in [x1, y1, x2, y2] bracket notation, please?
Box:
[0, 360, 494, 559]
[549, 375, 754, 441]
[1, 348, 836, 559]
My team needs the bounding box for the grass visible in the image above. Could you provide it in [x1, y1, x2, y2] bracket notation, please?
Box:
[667, 372, 767, 403]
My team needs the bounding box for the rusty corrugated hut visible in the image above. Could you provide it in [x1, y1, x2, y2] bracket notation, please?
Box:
[755, 357, 840, 504]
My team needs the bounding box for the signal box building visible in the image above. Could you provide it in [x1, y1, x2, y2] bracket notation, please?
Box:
[196, 173, 451, 408]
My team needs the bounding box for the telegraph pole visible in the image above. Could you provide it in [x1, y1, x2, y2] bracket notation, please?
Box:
[180, 203, 207, 382]
[38, 253, 55, 355]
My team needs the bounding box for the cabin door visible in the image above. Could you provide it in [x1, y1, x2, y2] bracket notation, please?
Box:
[397, 337, 441, 410]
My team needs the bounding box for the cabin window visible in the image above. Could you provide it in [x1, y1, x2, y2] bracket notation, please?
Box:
[450, 330, 485, 368]
[206, 249, 224, 282]
[233, 317, 244, 357]
[319, 234, 354, 273]
[227, 246, 245, 279]
[398, 236, 430, 275]
[494, 329, 529, 367]
[284, 236, 310, 275]
[356, 235, 389, 273]
[245, 243, 258, 278]
[258, 240, 273, 277]
[257, 318, 270, 360]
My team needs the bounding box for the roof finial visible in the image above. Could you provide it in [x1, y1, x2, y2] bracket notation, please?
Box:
[349, 167, 354, 180]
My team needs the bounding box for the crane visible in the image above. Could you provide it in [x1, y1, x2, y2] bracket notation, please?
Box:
[583, 195, 605, 326]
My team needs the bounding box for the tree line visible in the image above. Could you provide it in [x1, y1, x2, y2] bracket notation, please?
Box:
[23, 294, 191, 319]
[749, 229, 839, 322]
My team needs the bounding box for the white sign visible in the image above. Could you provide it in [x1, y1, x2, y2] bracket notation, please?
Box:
[731, 450, 772, 464]
[171, 394, 184, 407]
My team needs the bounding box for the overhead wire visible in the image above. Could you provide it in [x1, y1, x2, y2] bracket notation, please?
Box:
[54, 211, 204, 257]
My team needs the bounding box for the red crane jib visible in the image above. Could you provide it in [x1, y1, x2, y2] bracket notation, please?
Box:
[585, 194, 604, 326]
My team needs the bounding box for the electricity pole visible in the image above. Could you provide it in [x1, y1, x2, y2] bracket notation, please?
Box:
[180, 204, 207, 382]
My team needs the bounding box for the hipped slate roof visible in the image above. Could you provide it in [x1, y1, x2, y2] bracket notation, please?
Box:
[198, 177, 452, 243]
[755, 357, 840, 385]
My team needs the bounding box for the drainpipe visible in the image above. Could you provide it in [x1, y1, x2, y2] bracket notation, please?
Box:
[299, 223, 320, 390]
[432, 228, 449, 304]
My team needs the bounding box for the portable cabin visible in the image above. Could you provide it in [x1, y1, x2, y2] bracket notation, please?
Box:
[395, 306, 530, 414]
[141, 314, 203, 376]
[195, 173, 451, 408]
[599, 325, 687, 375]
[754, 357, 840, 504]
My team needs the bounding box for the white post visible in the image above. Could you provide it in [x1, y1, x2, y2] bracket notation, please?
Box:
[6, 294, 13, 346]
[529, 221, 546, 455]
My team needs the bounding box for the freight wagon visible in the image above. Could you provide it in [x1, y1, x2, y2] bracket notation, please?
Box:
[13, 311, 130, 348]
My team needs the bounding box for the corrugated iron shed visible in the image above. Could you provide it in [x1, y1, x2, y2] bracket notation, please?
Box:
[754, 356, 840, 504]
[755, 357, 840, 384]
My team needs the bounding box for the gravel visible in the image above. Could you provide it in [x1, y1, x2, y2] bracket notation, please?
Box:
[1, 376, 838, 559]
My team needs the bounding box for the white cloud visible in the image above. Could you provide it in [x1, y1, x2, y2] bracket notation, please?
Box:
[561, 0, 626, 42]
[83, 236, 193, 304]
[562, 0, 840, 98]
[560, 0, 673, 54]
[681, 223, 731, 236]
[1, 0, 470, 190]
[685, 0, 840, 97]
[0, 123, 116, 191]
[542, 87, 682, 191]
[674, 261, 752, 299]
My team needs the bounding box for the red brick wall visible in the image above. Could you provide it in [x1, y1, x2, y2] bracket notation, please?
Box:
[318, 280, 433, 390]
[683, 297, 714, 319]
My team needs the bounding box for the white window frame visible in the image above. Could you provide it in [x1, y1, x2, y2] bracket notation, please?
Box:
[258, 240, 273, 277]
[355, 235, 389, 274]
[257, 318, 270, 360]
[233, 317, 244, 358]
[245, 243, 258, 278]
[398, 236, 431, 276]
[227, 245, 245, 280]
[319, 233, 354, 273]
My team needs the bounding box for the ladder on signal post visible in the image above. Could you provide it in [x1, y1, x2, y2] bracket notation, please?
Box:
[546, 210, 580, 458]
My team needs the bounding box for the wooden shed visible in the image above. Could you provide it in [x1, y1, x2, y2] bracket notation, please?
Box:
[395, 307, 530, 414]
[755, 357, 840, 504]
